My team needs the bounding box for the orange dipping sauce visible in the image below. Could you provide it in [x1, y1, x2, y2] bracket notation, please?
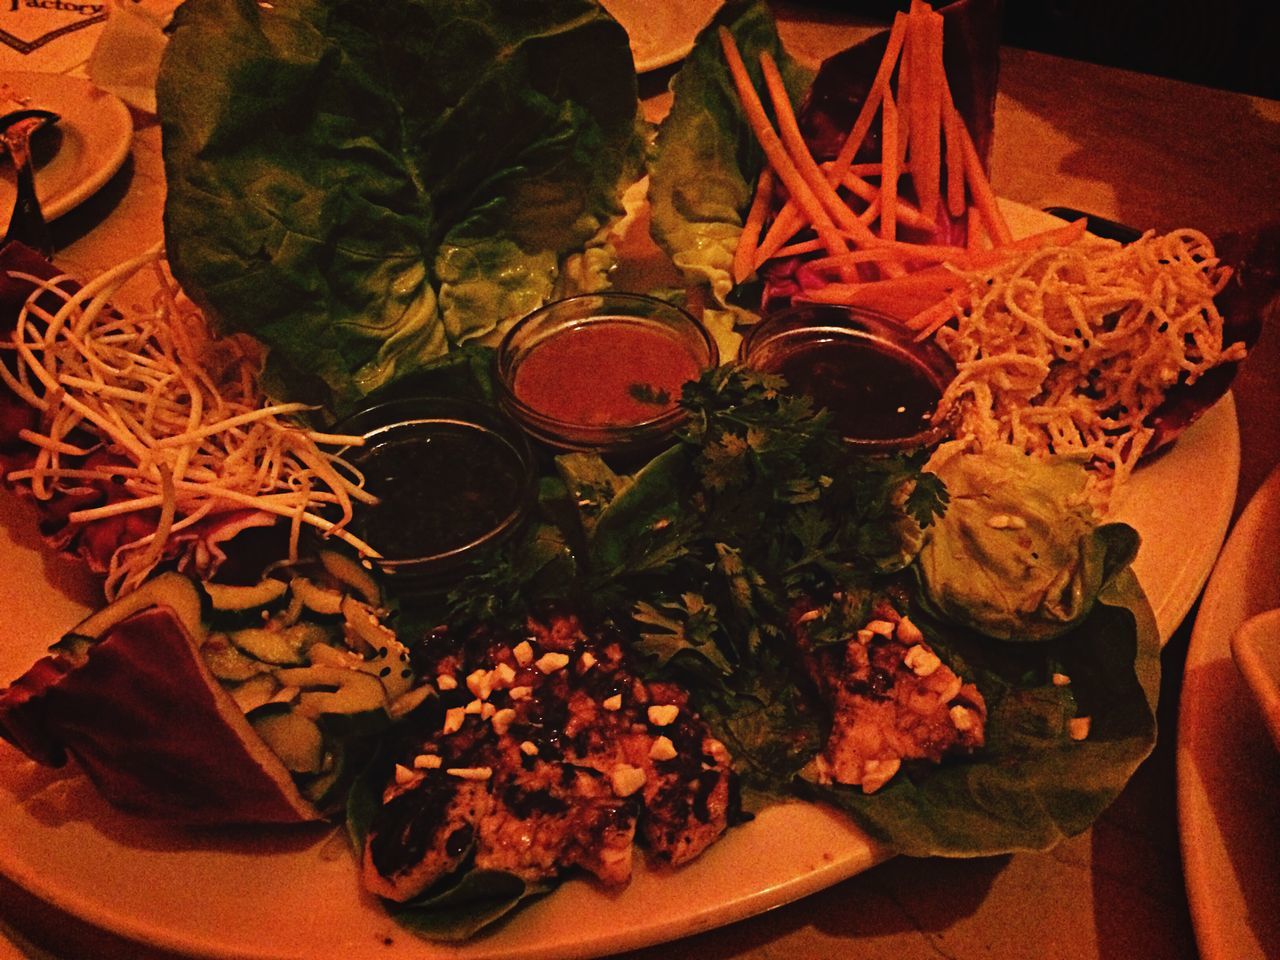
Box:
[512, 319, 703, 427]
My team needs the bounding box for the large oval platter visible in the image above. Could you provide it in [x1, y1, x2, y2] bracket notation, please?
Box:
[0, 201, 1239, 959]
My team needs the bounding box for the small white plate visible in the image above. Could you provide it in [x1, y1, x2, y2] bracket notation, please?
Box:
[599, 0, 723, 73]
[0, 70, 133, 227]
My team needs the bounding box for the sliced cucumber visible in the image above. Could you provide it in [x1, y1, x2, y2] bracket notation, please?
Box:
[204, 579, 289, 629]
[229, 622, 330, 666]
[68, 572, 207, 646]
[49, 632, 94, 663]
[228, 673, 279, 714]
[201, 635, 270, 682]
[340, 595, 415, 699]
[319, 549, 381, 606]
[249, 705, 325, 775]
[273, 664, 388, 718]
[290, 577, 344, 618]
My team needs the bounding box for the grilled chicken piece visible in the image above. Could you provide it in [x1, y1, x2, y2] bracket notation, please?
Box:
[792, 602, 986, 793]
[362, 613, 733, 902]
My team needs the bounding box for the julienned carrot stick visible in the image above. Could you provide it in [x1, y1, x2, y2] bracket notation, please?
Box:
[909, 295, 965, 338]
[910, 9, 943, 223]
[772, 237, 826, 259]
[880, 88, 899, 241]
[822, 165, 935, 230]
[942, 77, 966, 218]
[829, 12, 909, 177]
[758, 51, 882, 250]
[966, 206, 985, 252]
[734, 166, 775, 282]
[754, 203, 806, 268]
[718, 28, 848, 257]
[948, 97, 1013, 244]
[807, 240, 972, 271]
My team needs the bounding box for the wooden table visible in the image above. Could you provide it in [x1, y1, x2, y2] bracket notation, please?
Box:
[1, 6, 1278, 959]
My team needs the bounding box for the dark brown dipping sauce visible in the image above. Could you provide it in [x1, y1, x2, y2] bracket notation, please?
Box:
[766, 337, 943, 441]
[348, 422, 527, 561]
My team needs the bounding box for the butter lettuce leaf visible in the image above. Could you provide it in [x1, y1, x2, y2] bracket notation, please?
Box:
[916, 442, 1140, 642]
[807, 568, 1159, 855]
[647, 0, 811, 314]
[158, 0, 646, 414]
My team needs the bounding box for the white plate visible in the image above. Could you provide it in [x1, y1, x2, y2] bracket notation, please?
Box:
[0, 70, 133, 226]
[0, 201, 1241, 959]
[1178, 463, 1280, 960]
[599, 0, 723, 73]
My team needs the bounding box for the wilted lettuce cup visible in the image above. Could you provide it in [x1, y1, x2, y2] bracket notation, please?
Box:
[915, 442, 1140, 643]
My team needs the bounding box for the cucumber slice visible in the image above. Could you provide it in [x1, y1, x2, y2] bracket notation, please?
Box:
[319, 550, 381, 606]
[249, 705, 325, 775]
[228, 673, 279, 714]
[273, 664, 388, 718]
[69, 572, 207, 646]
[201, 635, 269, 682]
[340, 595, 415, 699]
[204, 579, 289, 629]
[229, 622, 330, 666]
[290, 577, 344, 618]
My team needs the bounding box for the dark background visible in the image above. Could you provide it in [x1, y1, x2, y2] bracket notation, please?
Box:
[843, 0, 1279, 100]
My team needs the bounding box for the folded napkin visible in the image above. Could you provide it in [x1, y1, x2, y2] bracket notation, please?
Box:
[0, 0, 177, 113]
[0, 0, 109, 76]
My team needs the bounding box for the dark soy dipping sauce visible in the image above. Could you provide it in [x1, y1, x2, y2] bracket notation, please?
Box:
[768, 336, 943, 441]
[348, 421, 526, 561]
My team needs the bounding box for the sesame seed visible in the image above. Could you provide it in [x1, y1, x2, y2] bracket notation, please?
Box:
[413, 754, 442, 770]
[519, 740, 539, 756]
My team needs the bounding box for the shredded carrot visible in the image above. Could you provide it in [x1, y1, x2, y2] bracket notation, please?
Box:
[758, 51, 882, 249]
[734, 166, 775, 282]
[719, 28, 848, 257]
[880, 88, 899, 241]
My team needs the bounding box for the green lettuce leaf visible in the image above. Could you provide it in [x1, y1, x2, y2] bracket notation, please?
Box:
[915, 442, 1140, 642]
[805, 568, 1159, 855]
[158, 0, 647, 414]
[647, 0, 811, 314]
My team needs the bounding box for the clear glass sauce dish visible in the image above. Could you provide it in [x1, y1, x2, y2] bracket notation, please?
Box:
[333, 396, 535, 584]
[739, 303, 956, 452]
[496, 292, 718, 455]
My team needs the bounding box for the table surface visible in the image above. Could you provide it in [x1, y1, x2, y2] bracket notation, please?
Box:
[1, 5, 1278, 959]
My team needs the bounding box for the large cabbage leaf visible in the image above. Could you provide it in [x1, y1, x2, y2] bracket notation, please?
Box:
[158, 0, 647, 414]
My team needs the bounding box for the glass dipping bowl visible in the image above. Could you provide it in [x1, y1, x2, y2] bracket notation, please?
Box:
[496, 292, 718, 455]
[333, 397, 535, 584]
[739, 303, 956, 452]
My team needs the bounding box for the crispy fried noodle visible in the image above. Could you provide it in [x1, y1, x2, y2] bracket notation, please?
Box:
[918, 228, 1246, 499]
[0, 244, 378, 599]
